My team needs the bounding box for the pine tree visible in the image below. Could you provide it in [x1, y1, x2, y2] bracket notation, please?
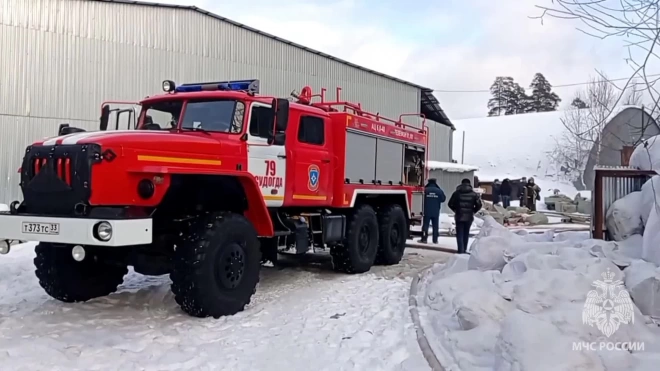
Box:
[487, 77, 514, 116]
[507, 82, 530, 114]
[528, 73, 562, 112]
[571, 97, 588, 109]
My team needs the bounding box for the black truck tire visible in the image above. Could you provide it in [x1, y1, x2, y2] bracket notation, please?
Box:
[331, 204, 379, 273]
[170, 212, 261, 318]
[376, 204, 407, 265]
[34, 243, 128, 303]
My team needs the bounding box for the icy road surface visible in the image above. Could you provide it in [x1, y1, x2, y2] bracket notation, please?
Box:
[0, 243, 449, 371]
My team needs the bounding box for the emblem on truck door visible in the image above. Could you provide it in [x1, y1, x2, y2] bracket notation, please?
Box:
[308, 164, 320, 191]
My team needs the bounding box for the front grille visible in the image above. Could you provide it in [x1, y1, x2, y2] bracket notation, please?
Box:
[21, 144, 102, 215]
[32, 157, 73, 186]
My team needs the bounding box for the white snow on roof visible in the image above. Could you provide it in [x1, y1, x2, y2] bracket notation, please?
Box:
[453, 110, 574, 180]
[427, 160, 478, 172]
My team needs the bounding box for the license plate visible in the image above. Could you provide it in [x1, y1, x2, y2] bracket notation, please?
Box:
[22, 222, 60, 235]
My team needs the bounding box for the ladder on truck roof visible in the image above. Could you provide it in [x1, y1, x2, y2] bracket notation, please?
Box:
[292, 86, 427, 136]
[291, 86, 430, 189]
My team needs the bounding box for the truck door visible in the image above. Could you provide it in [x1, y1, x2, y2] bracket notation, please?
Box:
[290, 114, 332, 204]
[246, 102, 286, 207]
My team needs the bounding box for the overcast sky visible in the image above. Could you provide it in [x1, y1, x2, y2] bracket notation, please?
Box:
[151, 0, 646, 120]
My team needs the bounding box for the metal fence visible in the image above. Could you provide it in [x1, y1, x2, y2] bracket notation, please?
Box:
[592, 166, 656, 240]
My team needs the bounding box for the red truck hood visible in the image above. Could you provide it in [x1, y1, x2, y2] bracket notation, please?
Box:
[35, 130, 223, 153]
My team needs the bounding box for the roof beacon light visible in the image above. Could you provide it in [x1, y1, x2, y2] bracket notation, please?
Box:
[174, 79, 260, 94]
[162, 80, 176, 92]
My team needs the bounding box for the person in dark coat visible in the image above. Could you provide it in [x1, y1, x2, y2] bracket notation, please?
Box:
[448, 179, 482, 254]
[500, 178, 512, 208]
[420, 178, 446, 244]
[492, 179, 501, 205]
[518, 176, 527, 207]
[523, 177, 541, 211]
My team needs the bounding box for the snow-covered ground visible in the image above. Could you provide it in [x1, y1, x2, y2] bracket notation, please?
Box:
[453, 111, 580, 200]
[0, 242, 452, 370]
[416, 217, 660, 371]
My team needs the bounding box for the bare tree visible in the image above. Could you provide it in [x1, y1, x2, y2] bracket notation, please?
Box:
[550, 76, 614, 184]
[549, 97, 593, 188]
[624, 79, 644, 106]
[536, 2, 660, 173]
[533, 1, 660, 115]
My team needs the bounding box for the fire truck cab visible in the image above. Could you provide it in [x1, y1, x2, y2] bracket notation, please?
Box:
[0, 79, 428, 318]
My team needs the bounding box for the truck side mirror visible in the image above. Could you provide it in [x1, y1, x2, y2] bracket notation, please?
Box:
[100, 105, 110, 131]
[269, 132, 286, 146]
[272, 98, 289, 132]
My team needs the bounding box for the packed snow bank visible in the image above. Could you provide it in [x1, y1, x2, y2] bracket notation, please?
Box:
[417, 216, 660, 371]
[453, 111, 580, 200]
[0, 203, 8, 212]
[0, 243, 433, 370]
[630, 135, 660, 172]
[606, 192, 645, 241]
[427, 161, 478, 173]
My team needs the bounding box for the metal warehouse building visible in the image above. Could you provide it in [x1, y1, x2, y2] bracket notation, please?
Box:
[0, 0, 454, 204]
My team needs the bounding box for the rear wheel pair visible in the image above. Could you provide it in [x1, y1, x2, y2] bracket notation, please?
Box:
[34, 212, 262, 318]
[330, 204, 407, 273]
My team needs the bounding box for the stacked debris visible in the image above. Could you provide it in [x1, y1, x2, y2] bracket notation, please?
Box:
[544, 189, 592, 214]
[477, 201, 549, 226]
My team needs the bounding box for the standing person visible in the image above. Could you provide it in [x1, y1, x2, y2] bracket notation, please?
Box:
[523, 177, 542, 211]
[518, 177, 527, 207]
[492, 179, 501, 205]
[500, 178, 512, 208]
[448, 179, 482, 254]
[420, 178, 446, 244]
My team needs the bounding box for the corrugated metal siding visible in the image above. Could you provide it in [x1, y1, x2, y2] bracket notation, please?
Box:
[0, 0, 425, 204]
[428, 168, 474, 213]
[0, 0, 420, 120]
[0, 116, 97, 203]
[426, 120, 453, 161]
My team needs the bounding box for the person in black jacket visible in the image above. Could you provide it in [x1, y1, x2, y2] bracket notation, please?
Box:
[448, 178, 482, 254]
[492, 179, 501, 205]
[420, 178, 446, 244]
[500, 178, 512, 208]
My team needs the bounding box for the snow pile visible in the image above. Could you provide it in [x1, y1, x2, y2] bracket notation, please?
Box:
[0, 203, 8, 212]
[417, 216, 660, 371]
[427, 161, 478, 173]
[0, 243, 430, 370]
[606, 192, 645, 241]
[630, 135, 660, 172]
[453, 111, 580, 200]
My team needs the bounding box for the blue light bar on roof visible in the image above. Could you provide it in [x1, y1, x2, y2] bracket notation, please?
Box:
[175, 79, 260, 94]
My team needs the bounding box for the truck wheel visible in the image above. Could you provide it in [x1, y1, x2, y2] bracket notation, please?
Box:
[34, 243, 128, 303]
[170, 212, 261, 318]
[331, 204, 379, 273]
[376, 204, 407, 265]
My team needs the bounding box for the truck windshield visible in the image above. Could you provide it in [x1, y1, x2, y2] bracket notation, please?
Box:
[181, 100, 245, 134]
[139, 99, 245, 134]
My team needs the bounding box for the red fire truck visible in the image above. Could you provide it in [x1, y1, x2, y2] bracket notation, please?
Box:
[0, 79, 428, 318]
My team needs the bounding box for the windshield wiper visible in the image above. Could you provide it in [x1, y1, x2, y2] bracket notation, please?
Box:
[185, 126, 211, 135]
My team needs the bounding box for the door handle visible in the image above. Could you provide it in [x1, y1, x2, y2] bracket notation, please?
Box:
[277, 155, 286, 159]
[322, 159, 330, 163]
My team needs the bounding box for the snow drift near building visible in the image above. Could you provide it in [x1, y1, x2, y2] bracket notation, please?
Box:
[453, 111, 579, 199]
[417, 216, 660, 371]
[0, 243, 432, 370]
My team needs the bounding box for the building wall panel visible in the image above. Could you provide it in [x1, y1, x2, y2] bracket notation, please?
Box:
[0, 0, 439, 204]
[0, 0, 421, 122]
[426, 120, 453, 162]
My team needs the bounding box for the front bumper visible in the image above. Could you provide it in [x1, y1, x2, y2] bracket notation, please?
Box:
[0, 212, 152, 247]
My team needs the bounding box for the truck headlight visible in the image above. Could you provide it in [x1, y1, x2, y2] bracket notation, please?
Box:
[94, 221, 113, 241]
